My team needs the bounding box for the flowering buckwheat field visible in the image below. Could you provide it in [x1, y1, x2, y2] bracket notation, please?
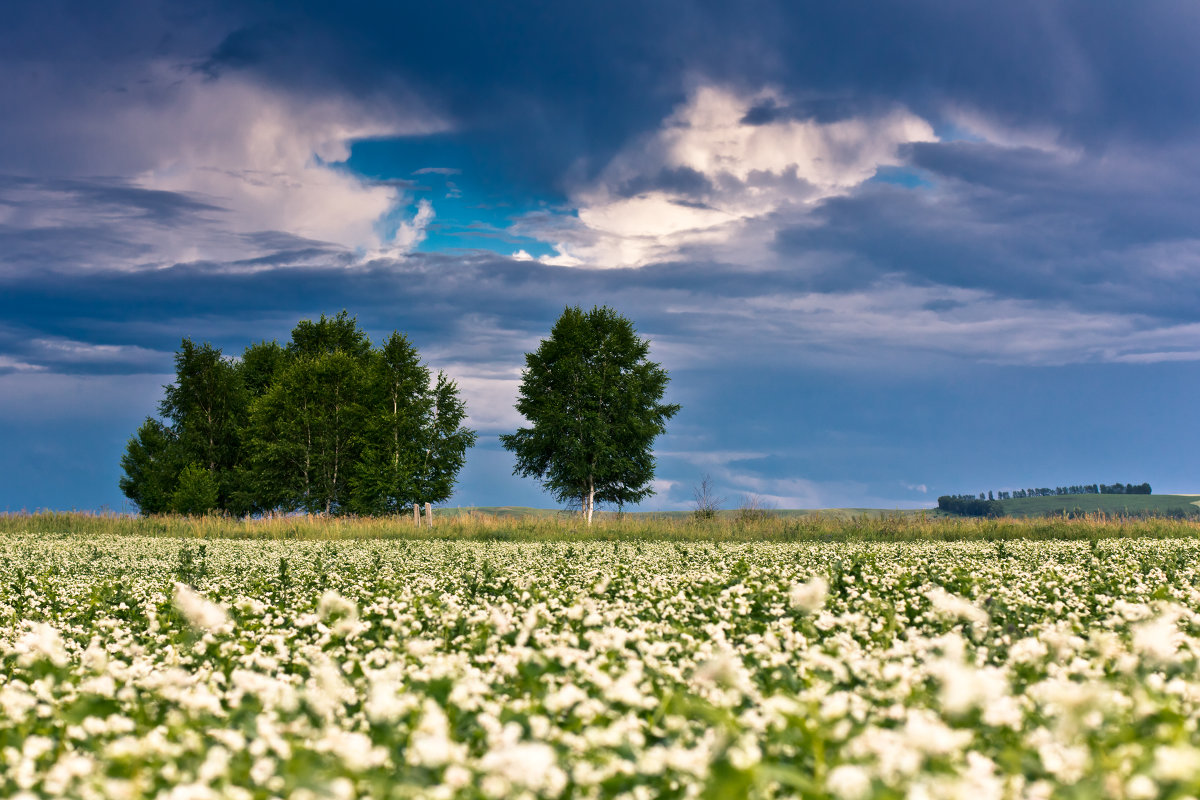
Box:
[4, 531, 1200, 799]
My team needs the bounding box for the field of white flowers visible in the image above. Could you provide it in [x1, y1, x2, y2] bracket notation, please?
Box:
[3, 533, 1200, 799]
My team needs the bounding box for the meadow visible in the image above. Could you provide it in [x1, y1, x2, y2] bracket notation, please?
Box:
[3, 515, 1200, 798]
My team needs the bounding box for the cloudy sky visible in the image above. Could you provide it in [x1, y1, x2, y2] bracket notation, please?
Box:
[4, 1, 1200, 512]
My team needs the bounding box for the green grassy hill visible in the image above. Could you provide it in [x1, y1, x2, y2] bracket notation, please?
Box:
[995, 494, 1200, 518]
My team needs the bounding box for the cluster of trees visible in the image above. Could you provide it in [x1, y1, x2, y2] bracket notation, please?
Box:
[936, 495, 1004, 517]
[120, 313, 476, 516]
[951, 483, 1153, 502]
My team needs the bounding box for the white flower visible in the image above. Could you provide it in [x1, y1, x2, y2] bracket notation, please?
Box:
[926, 587, 989, 627]
[317, 591, 359, 637]
[173, 583, 231, 632]
[15, 622, 70, 667]
[1132, 606, 1185, 664]
[408, 700, 465, 767]
[1008, 637, 1048, 665]
[789, 576, 828, 613]
[1127, 775, 1158, 800]
[479, 741, 566, 796]
[826, 764, 872, 800]
[1154, 745, 1200, 782]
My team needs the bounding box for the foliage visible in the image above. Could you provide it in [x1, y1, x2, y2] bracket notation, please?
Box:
[170, 463, 219, 516]
[501, 306, 679, 522]
[6, 532, 1200, 797]
[937, 495, 1004, 517]
[118, 312, 475, 516]
[118, 418, 180, 515]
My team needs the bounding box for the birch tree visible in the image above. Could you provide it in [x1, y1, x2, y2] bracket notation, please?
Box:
[500, 306, 679, 525]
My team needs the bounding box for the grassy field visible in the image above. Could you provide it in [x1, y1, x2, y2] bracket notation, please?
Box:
[996, 493, 1200, 518]
[4, 508, 1200, 542]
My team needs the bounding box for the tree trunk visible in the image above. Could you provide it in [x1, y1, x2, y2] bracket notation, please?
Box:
[585, 478, 595, 526]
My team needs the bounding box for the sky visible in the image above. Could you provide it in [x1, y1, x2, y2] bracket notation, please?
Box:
[4, 0, 1200, 513]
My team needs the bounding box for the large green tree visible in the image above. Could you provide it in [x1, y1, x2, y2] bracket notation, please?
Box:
[161, 339, 248, 507]
[120, 340, 246, 514]
[500, 306, 679, 524]
[349, 333, 475, 514]
[248, 350, 365, 514]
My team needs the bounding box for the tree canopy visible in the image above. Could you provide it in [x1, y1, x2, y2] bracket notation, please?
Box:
[500, 306, 679, 524]
[120, 312, 476, 516]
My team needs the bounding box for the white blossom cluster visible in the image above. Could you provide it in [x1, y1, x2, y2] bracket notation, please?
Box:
[2, 534, 1200, 798]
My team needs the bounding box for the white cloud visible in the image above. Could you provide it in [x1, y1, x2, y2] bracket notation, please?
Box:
[448, 372, 524, 433]
[31, 338, 165, 366]
[133, 71, 443, 261]
[517, 85, 937, 268]
[373, 199, 435, 259]
[2, 65, 448, 275]
[0, 356, 45, 373]
[943, 106, 1069, 153]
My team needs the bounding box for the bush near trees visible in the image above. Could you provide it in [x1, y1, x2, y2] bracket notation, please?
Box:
[120, 312, 476, 516]
[936, 495, 1004, 518]
[501, 306, 679, 525]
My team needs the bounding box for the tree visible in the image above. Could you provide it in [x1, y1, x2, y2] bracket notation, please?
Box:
[239, 340, 286, 398]
[349, 333, 477, 514]
[172, 463, 219, 516]
[693, 474, 724, 520]
[120, 339, 246, 515]
[287, 311, 372, 361]
[249, 350, 365, 515]
[501, 306, 679, 525]
[417, 371, 477, 504]
[119, 418, 180, 514]
[160, 339, 247, 507]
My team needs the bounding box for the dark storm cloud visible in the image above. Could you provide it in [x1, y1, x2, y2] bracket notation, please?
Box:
[181, 0, 1200, 187]
[773, 137, 1200, 319]
[8, 2, 1200, 190]
[0, 176, 224, 222]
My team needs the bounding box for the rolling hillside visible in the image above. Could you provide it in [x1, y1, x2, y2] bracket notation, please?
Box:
[996, 494, 1200, 518]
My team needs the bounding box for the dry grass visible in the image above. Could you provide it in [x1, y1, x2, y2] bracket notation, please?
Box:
[3, 509, 1200, 543]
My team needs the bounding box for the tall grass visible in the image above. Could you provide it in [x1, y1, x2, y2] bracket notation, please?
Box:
[3, 509, 1200, 542]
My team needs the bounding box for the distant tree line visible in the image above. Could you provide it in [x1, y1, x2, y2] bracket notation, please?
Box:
[120, 312, 476, 516]
[944, 482, 1151, 503]
[995, 483, 1151, 499]
[939, 481, 1153, 516]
